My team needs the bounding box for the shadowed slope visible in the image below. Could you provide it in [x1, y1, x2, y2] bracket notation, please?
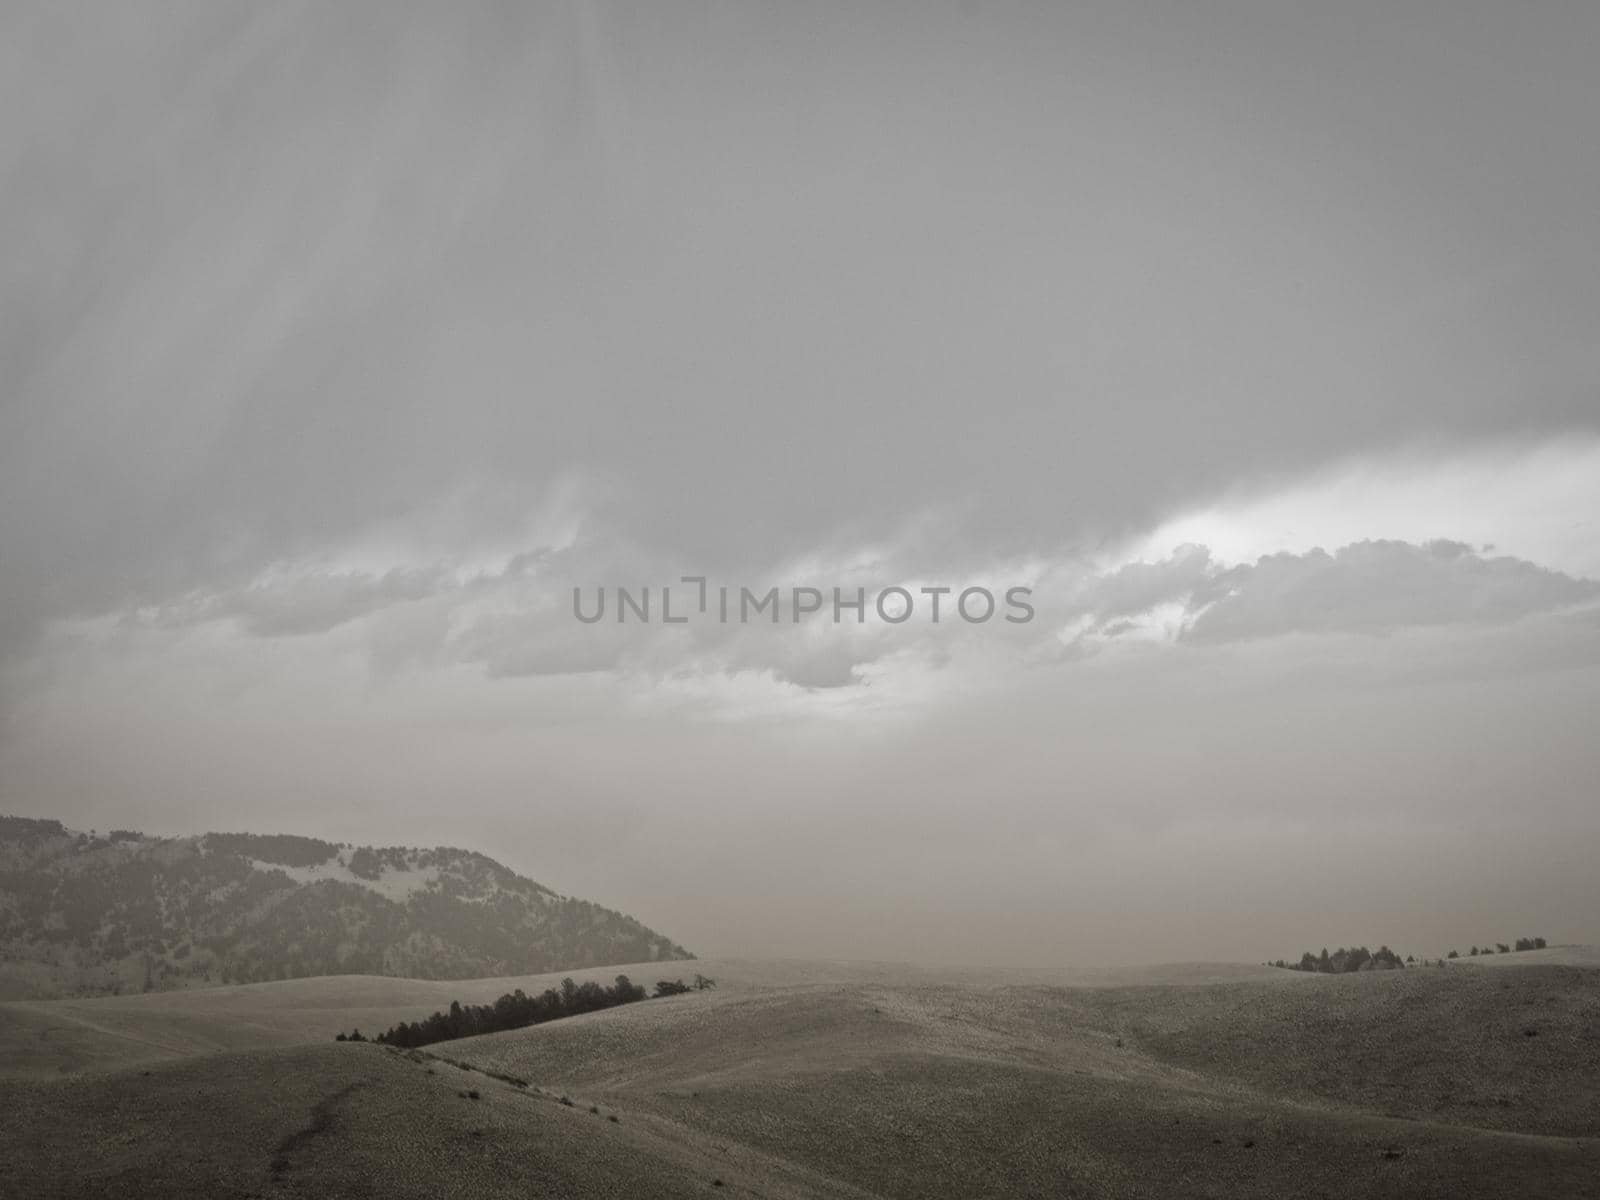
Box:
[1077, 964, 1600, 1137]
[0, 1042, 868, 1200]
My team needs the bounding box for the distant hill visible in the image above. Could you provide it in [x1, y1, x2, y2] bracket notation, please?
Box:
[0, 816, 692, 999]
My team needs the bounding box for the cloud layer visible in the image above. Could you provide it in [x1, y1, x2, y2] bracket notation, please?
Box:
[99, 513, 1598, 717]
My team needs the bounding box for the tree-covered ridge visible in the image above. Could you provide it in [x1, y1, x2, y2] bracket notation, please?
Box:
[0, 817, 692, 999]
[1271, 938, 1551, 973]
[340, 973, 716, 1049]
[0, 816, 68, 846]
[1447, 937, 1547, 958]
[1273, 946, 1409, 974]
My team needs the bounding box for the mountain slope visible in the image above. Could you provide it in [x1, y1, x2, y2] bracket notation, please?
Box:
[0, 816, 691, 999]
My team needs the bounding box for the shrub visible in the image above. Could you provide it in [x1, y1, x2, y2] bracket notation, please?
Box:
[346, 847, 383, 880]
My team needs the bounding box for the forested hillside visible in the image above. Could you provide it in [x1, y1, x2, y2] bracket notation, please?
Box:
[0, 816, 691, 999]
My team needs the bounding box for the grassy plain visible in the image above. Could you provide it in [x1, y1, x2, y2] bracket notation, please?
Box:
[1, 952, 1595, 1198]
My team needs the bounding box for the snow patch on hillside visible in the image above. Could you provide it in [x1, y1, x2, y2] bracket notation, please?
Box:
[249, 857, 440, 903]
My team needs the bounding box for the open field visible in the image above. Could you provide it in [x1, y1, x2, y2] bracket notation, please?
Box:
[1, 953, 1596, 1198]
[0, 956, 1300, 1080]
[0, 960, 715, 1079]
[1448, 944, 1600, 970]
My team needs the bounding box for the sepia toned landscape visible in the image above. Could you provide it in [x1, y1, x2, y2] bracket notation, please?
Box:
[6, 1, 1600, 1195]
[4, 945, 1598, 1198]
[2, 819, 1596, 1197]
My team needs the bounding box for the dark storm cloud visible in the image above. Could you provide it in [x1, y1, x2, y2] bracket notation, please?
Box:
[119, 531, 1600, 693]
[5, 0, 1600, 689]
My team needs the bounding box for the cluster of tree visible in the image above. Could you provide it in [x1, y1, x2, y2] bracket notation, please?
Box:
[0, 816, 69, 849]
[1445, 937, 1545, 959]
[1270, 936, 1551, 971]
[347, 845, 404, 880]
[339, 973, 716, 1048]
[1271, 945, 1408, 973]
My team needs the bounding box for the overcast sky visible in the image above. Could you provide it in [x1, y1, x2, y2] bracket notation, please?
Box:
[3, 1, 1598, 966]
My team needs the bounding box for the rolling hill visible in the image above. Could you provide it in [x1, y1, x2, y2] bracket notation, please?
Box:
[1, 953, 1596, 1197]
[0, 957, 1300, 1080]
[0, 816, 691, 999]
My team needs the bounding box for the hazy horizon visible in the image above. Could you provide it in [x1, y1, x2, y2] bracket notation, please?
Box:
[4, 1, 1599, 970]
